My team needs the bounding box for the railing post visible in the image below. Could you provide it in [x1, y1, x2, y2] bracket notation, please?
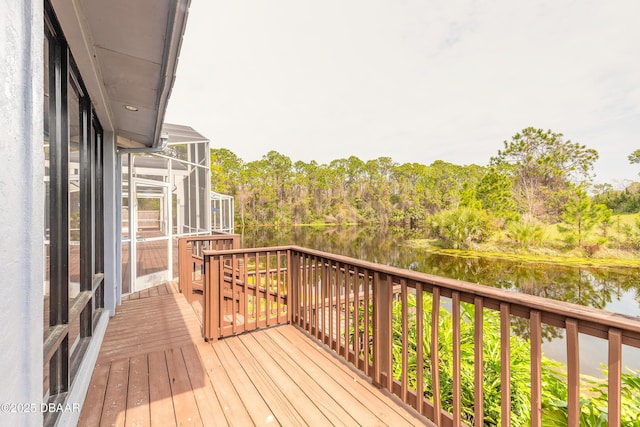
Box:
[608, 328, 622, 427]
[203, 253, 221, 341]
[178, 238, 187, 295]
[566, 319, 580, 427]
[295, 250, 302, 326]
[372, 272, 393, 389]
[232, 234, 241, 249]
[287, 249, 292, 324]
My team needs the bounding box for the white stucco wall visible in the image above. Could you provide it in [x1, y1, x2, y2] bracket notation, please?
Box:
[0, 0, 44, 426]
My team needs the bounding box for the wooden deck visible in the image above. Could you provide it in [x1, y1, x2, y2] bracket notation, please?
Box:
[79, 282, 428, 426]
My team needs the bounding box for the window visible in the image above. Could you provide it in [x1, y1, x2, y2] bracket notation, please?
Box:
[43, 1, 104, 415]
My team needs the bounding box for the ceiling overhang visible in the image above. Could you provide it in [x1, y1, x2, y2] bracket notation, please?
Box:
[51, 0, 191, 148]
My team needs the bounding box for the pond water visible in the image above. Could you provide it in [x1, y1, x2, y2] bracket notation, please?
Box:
[240, 225, 640, 376]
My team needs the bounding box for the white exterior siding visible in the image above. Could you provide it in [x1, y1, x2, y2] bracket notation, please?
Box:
[0, 0, 44, 425]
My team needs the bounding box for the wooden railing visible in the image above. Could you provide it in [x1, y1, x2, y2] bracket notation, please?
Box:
[189, 244, 640, 427]
[177, 234, 240, 303]
[202, 247, 290, 340]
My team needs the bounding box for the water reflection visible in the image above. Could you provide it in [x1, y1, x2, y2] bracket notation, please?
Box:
[242, 225, 640, 314]
[242, 225, 640, 374]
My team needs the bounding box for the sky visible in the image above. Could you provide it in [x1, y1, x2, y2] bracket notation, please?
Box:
[165, 0, 640, 187]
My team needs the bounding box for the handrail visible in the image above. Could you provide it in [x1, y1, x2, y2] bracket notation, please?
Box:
[193, 243, 640, 426]
[203, 248, 290, 340]
[177, 234, 241, 303]
[206, 245, 640, 337]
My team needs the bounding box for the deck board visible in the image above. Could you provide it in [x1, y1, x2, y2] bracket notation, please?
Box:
[192, 340, 254, 427]
[274, 324, 423, 425]
[148, 350, 177, 427]
[181, 345, 229, 427]
[213, 340, 279, 425]
[238, 332, 349, 426]
[165, 347, 203, 426]
[125, 354, 150, 427]
[79, 282, 429, 426]
[100, 358, 129, 426]
[225, 335, 309, 425]
[80, 362, 110, 427]
[249, 329, 385, 426]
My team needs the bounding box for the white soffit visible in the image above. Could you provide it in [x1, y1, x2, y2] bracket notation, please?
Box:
[52, 0, 190, 148]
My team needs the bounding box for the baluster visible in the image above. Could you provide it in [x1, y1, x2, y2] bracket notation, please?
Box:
[566, 319, 580, 427]
[500, 303, 511, 427]
[474, 296, 484, 426]
[452, 291, 461, 426]
[530, 310, 542, 427]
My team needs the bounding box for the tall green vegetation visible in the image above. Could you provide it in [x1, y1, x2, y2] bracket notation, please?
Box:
[389, 294, 535, 425]
[592, 182, 640, 214]
[211, 148, 486, 227]
[211, 127, 634, 253]
[629, 149, 640, 168]
[558, 188, 612, 248]
[489, 127, 598, 221]
[383, 294, 640, 426]
[620, 214, 640, 250]
[506, 220, 546, 249]
[427, 207, 493, 249]
[587, 150, 640, 215]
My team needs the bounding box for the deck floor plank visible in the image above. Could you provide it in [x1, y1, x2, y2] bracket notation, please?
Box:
[181, 344, 229, 427]
[77, 362, 110, 427]
[212, 340, 277, 425]
[148, 350, 177, 427]
[192, 340, 254, 427]
[239, 331, 353, 426]
[79, 282, 429, 427]
[224, 334, 307, 425]
[275, 325, 426, 426]
[100, 358, 129, 427]
[125, 354, 150, 427]
[250, 328, 385, 426]
[165, 347, 203, 426]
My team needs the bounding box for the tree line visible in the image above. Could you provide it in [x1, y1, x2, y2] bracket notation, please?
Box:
[211, 127, 640, 251]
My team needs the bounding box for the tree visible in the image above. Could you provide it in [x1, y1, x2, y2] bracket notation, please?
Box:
[210, 148, 243, 194]
[490, 128, 599, 221]
[557, 188, 612, 248]
[390, 163, 428, 227]
[476, 168, 518, 221]
[422, 161, 484, 214]
[630, 149, 640, 177]
[591, 181, 640, 214]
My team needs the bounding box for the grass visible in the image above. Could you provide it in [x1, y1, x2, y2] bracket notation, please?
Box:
[408, 214, 640, 269]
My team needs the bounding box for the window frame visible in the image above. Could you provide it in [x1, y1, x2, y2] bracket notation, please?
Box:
[43, 0, 105, 414]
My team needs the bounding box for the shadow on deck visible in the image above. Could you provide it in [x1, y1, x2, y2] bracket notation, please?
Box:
[79, 282, 428, 426]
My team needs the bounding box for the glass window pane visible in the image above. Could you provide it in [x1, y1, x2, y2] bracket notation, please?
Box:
[68, 79, 81, 351]
[122, 155, 131, 294]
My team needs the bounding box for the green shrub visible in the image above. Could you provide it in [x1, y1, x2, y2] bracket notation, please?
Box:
[372, 294, 640, 426]
[506, 220, 546, 249]
[621, 214, 640, 250]
[428, 207, 494, 249]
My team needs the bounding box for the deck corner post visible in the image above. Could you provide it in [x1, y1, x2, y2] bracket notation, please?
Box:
[203, 254, 220, 341]
[178, 238, 186, 293]
[286, 249, 293, 324]
[177, 238, 187, 296]
[232, 234, 241, 249]
[372, 272, 393, 389]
